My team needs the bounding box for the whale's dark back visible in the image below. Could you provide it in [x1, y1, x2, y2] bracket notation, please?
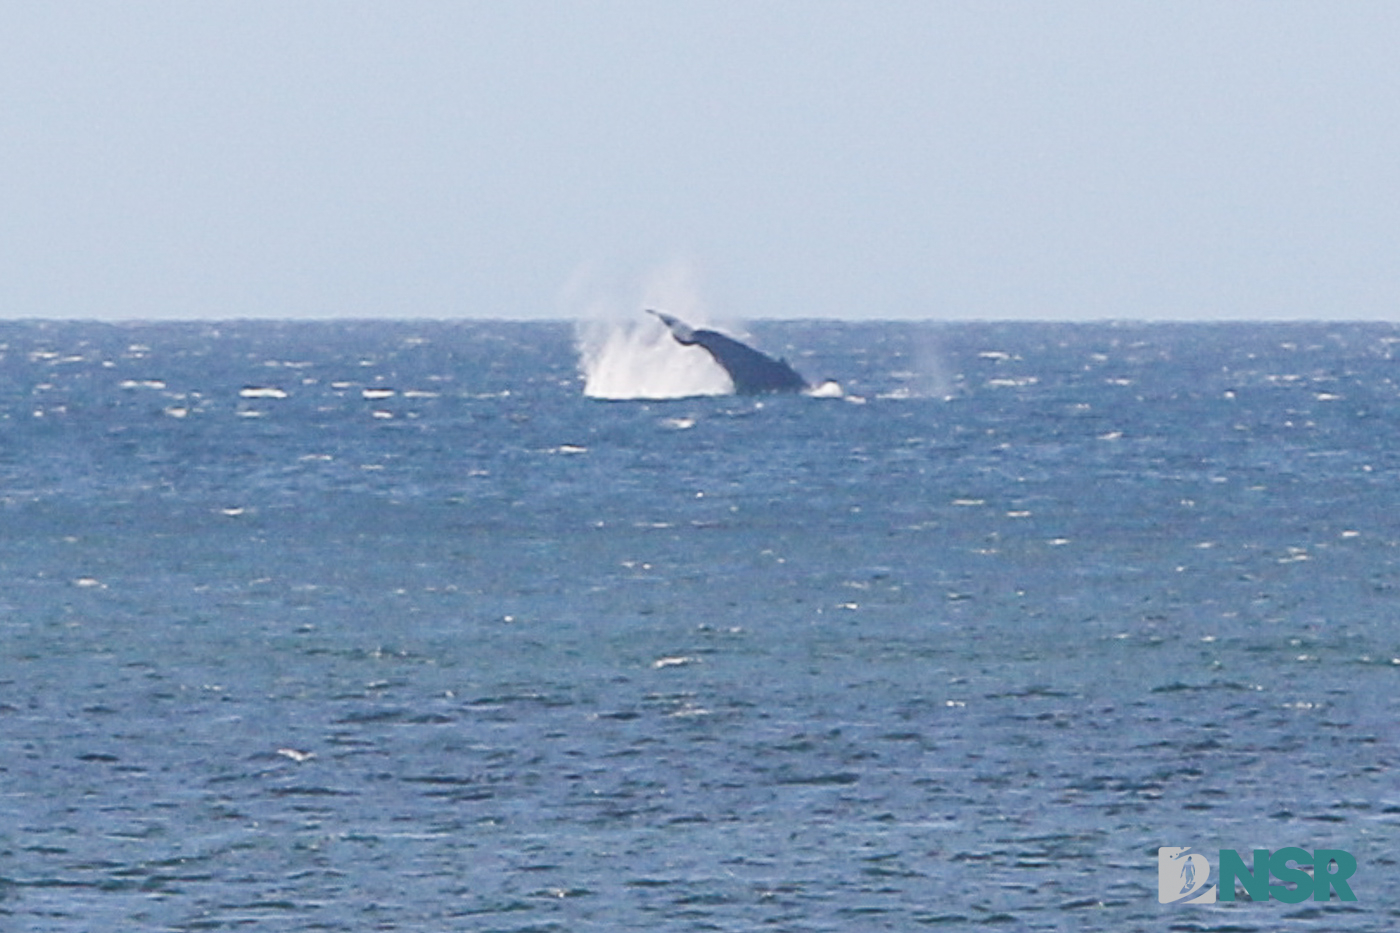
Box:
[690, 329, 808, 394]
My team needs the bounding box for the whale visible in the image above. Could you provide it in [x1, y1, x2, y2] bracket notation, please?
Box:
[647, 310, 809, 395]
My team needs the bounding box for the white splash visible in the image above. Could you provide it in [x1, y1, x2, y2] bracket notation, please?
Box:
[569, 260, 734, 400]
[577, 318, 733, 399]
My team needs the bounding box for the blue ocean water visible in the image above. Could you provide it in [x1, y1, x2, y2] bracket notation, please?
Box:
[1, 319, 1397, 931]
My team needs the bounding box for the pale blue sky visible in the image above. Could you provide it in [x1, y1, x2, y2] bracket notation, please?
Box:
[2, 1, 1398, 321]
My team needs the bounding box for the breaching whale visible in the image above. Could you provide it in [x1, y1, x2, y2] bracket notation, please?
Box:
[647, 310, 809, 395]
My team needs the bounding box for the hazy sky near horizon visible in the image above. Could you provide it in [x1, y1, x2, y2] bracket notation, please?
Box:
[3, 1, 1398, 322]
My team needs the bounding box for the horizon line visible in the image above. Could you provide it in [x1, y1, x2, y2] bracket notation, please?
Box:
[2, 316, 1398, 326]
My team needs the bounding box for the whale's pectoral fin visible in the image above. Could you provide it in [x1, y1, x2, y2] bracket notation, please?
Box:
[646, 309, 696, 344]
[644, 309, 808, 395]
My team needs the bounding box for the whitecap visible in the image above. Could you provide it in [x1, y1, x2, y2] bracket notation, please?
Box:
[806, 379, 844, 398]
[652, 656, 698, 669]
[276, 748, 315, 763]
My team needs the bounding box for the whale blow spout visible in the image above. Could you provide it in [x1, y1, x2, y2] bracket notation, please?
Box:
[646, 310, 809, 395]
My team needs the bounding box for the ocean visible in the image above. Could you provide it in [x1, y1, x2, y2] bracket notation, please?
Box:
[1, 318, 1396, 931]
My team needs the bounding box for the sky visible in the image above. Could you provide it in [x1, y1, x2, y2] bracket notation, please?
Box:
[2, 1, 1398, 322]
